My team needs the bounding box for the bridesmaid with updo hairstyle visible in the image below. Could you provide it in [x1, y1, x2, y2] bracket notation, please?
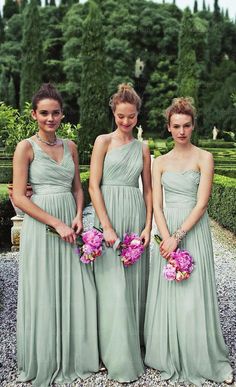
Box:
[144, 97, 233, 385]
[89, 83, 152, 382]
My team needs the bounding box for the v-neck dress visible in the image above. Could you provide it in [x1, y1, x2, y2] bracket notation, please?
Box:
[93, 139, 149, 382]
[17, 138, 99, 387]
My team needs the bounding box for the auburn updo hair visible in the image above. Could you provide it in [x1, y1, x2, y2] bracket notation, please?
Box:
[32, 83, 63, 111]
[109, 83, 141, 112]
[165, 97, 196, 125]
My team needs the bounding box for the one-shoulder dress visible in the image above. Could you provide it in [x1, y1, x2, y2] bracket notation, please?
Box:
[93, 139, 149, 382]
[17, 139, 99, 387]
[144, 170, 232, 386]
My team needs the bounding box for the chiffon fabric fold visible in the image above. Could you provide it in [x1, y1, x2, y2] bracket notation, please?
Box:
[94, 140, 149, 382]
[144, 170, 232, 386]
[17, 139, 99, 387]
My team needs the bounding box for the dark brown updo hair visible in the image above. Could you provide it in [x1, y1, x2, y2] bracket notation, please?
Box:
[109, 83, 141, 112]
[32, 83, 63, 111]
[165, 97, 196, 125]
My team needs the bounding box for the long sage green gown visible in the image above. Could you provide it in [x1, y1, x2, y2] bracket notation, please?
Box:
[17, 139, 99, 387]
[94, 139, 149, 382]
[144, 170, 232, 386]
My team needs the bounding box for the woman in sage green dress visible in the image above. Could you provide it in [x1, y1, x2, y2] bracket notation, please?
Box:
[13, 83, 99, 386]
[89, 83, 152, 382]
[144, 97, 233, 385]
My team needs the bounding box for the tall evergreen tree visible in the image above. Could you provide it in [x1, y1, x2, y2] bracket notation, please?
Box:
[79, 0, 109, 163]
[202, 0, 206, 11]
[0, 67, 9, 103]
[194, 0, 198, 13]
[213, 0, 221, 21]
[8, 76, 16, 106]
[0, 13, 5, 44]
[225, 9, 229, 19]
[20, 0, 42, 110]
[177, 8, 199, 103]
[3, 0, 19, 20]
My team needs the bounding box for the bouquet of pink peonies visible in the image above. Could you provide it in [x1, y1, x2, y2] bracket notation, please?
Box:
[76, 228, 103, 264]
[119, 232, 144, 267]
[46, 225, 103, 264]
[163, 249, 194, 282]
[154, 234, 194, 282]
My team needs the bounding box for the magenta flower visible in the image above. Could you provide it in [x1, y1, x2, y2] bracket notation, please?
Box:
[120, 233, 144, 267]
[163, 248, 194, 282]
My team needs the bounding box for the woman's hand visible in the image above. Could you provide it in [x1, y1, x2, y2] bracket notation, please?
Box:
[140, 227, 151, 248]
[103, 226, 118, 248]
[159, 236, 178, 259]
[72, 216, 83, 235]
[55, 222, 76, 244]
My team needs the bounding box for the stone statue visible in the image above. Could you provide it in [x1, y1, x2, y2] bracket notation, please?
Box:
[212, 126, 219, 140]
[137, 125, 143, 142]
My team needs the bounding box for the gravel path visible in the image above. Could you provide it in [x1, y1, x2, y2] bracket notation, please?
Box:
[0, 207, 235, 387]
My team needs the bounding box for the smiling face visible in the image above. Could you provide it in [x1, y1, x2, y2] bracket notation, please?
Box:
[31, 98, 63, 134]
[113, 102, 138, 133]
[168, 113, 194, 144]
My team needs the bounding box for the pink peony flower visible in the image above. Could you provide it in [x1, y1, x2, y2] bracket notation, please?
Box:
[163, 263, 176, 280]
[120, 233, 144, 267]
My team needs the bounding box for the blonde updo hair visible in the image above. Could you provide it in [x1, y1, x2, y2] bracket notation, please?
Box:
[109, 83, 141, 113]
[165, 97, 196, 125]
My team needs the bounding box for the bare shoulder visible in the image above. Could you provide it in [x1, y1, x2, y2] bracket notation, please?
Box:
[67, 139, 77, 151]
[153, 154, 166, 171]
[93, 134, 112, 154]
[14, 139, 32, 154]
[197, 147, 213, 163]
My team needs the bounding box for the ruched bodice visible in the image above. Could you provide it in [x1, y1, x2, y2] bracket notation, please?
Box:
[101, 140, 143, 188]
[17, 138, 99, 386]
[162, 170, 200, 208]
[145, 170, 232, 385]
[93, 138, 149, 382]
[27, 139, 74, 195]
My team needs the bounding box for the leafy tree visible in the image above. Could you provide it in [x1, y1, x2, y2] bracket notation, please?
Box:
[79, 0, 109, 163]
[20, 0, 43, 110]
[177, 8, 199, 103]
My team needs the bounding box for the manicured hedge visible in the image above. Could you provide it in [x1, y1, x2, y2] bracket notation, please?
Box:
[214, 168, 236, 178]
[0, 172, 91, 229]
[0, 164, 12, 183]
[199, 140, 235, 148]
[208, 174, 236, 234]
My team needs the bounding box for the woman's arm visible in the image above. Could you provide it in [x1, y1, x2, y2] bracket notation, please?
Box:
[68, 140, 84, 235]
[89, 135, 118, 247]
[13, 140, 76, 243]
[160, 151, 214, 258]
[140, 144, 152, 247]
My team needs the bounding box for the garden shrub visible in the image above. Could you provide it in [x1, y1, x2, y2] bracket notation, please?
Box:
[222, 131, 235, 142]
[208, 174, 236, 234]
[0, 164, 13, 183]
[165, 136, 174, 151]
[214, 168, 236, 178]
[199, 140, 235, 148]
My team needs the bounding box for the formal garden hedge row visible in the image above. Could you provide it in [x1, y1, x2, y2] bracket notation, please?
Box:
[208, 175, 236, 234]
[1, 172, 235, 236]
[0, 171, 90, 233]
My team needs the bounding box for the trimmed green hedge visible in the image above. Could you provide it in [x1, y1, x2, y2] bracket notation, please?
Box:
[0, 164, 13, 183]
[208, 174, 236, 234]
[199, 140, 235, 148]
[0, 172, 91, 230]
[214, 168, 236, 178]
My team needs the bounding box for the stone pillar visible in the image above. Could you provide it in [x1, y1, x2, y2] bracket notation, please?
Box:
[11, 215, 23, 252]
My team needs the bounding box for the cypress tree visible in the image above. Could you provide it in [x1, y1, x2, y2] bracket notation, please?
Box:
[0, 68, 9, 103]
[50, 0, 56, 5]
[225, 9, 229, 19]
[8, 76, 16, 107]
[0, 12, 5, 43]
[3, 0, 19, 20]
[79, 0, 109, 163]
[202, 0, 206, 11]
[19, 0, 42, 110]
[194, 0, 198, 13]
[177, 8, 199, 104]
